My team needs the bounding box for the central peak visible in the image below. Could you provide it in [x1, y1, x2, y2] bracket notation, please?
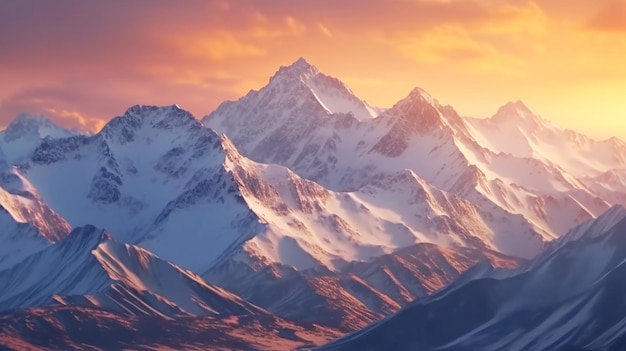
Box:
[270, 57, 319, 82]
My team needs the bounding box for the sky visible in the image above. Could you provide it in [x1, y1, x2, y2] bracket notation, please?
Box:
[0, 0, 625, 139]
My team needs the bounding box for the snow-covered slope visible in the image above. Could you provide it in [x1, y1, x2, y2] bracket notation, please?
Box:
[2, 103, 532, 330]
[0, 226, 111, 312]
[12, 104, 533, 276]
[4, 58, 626, 349]
[0, 167, 71, 242]
[318, 205, 626, 351]
[285, 57, 381, 120]
[466, 101, 626, 178]
[203, 58, 625, 247]
[57, 238, 268, 319]
[18, 105, 264, 272]
[0, 114, 74, 166]
[1, 223, 290, 324]
[0, 167, 72, 271]
[204, 58, 378, 151]
[0, 115, 76, 272]
[0, 225, 339, 350]
[223, 154, 541, 268]
[0, 210, 50, 273]
[206, 242, 522, 331]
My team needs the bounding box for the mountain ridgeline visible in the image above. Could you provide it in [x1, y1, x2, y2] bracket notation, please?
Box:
[1, 58, 626, 350]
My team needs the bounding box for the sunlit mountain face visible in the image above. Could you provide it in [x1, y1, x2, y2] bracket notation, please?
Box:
[0, 55, 625, 350]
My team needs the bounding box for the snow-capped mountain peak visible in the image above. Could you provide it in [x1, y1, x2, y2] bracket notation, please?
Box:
[262, 57, 380, 120]
[383, 86, 469, 135]
[491, 100, 549, 128]
[113, 104, 198, 130]
[270, 57, 320, 83]
[3, 113, 72, 142]
[0, 114, 75, 165]
[405, 87, 437, 105]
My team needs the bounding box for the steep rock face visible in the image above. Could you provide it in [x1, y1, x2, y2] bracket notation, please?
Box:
[204, 67, 473, 194]
[204, 62, 547, 259]
[204, 58, 377, 163]
[318, 206, 626, 351]
[19, 105, 264, 272]
[204, 59, 384, 191]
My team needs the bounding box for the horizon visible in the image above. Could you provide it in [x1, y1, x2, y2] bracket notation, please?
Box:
[1, 68, 623, 144]
[1, 1, 625, 139]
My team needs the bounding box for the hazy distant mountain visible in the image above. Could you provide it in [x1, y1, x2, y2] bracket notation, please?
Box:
[0, 113, 75, 166]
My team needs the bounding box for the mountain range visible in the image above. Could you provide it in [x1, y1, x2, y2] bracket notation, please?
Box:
[1, 58, 626, 350]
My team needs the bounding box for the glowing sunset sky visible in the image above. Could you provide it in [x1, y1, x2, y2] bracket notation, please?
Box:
[1, 0, 625, 139]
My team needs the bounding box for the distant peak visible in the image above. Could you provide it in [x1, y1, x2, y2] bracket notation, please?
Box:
[102, 104, 200, 142]
[390, 87, 438, 112]
[3, 113, 70, 142]
[501, 100, 532, 114]
[291, 57, 316, 72]
[7, 113, 56, 132]
[11, 113, 54, 125]
[294, 56, 311, 66]
[270, 57, 319, 82]
[123, 104, 183, 116]
[492, 100, 544, 124]
[120, 104, 196, 123]
[406, 87, 436, 104]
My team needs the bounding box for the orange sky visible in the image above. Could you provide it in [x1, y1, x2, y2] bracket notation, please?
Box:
[0, 0, 625, 139]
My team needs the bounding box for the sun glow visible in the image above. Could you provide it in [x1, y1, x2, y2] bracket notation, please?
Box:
[0, 0, 624, 139]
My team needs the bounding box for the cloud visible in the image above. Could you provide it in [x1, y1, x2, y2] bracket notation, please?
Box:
[476, 2, 548, 36]
[318, 24, 333, 37]
[176, 33, 267, 61]
[0, 0, 306, 81]
[394, 25, 526, 76]
[588, 0, 626, 31]
[0, 83, 110, 131]
[0, 70, 263, 133]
